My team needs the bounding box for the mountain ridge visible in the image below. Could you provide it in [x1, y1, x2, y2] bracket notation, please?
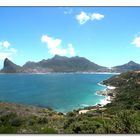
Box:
[111, 60, 140, 73]
[1, 56, 140, 73]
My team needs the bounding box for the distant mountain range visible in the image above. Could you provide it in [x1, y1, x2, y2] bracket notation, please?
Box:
[110, 61, 140, 73]
[1, 55, 140, 73]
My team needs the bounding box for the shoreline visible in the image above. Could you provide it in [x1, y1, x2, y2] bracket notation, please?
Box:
[0, 72, 120, 75]
[0, 74, 117, 115]
[97, 85, 116, 106]
[96, 81, 116, 107]
[79, 82, 116, 114]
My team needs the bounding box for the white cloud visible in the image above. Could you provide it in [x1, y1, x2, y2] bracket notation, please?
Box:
[41, 35, 65, 56]
[0, 41, 11, 48]
[0, 40, 17, 60]
[76, 12, 90, 25]
[76, 11, 104, 25]
[131, 36, 140, 47]
[68, 44, 76, 56]
[41, 35, 61, 49]
[90, 13, 104, 20]
[41, 35, 76, 56]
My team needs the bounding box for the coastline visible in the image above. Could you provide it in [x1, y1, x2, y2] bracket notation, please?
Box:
[97, 85, 116, 106]
[97, 82, 116, 106]
[0, 73, 117, 114]
[0, 72, 120, 75]
[79, 82, 116, 114]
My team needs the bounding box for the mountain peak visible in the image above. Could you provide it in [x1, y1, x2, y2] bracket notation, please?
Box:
[4, 58, 13, 67]
[1, 58, 22, 73]
[112, 60, 140, 73]
[127, 61, 136, 65]
[5, 58, 9, 61]
[52, 55, 68, 60]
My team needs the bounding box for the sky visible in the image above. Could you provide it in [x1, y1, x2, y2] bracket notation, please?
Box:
[0, 7, 140, 68]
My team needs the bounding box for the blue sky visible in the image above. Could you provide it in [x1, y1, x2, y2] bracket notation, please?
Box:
[0, 7, 140, 68]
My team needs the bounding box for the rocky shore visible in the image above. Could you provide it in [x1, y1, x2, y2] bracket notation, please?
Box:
[97, 85, 116, 105]
[78, 84, 116, 114]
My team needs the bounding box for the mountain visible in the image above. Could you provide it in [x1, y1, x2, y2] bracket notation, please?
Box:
[111, 61, 140, 73]
[1, 56, 140, 73]
[23, 55, 108, 73]
[1, 55, 108, 73]
[1, 58, 23, 73]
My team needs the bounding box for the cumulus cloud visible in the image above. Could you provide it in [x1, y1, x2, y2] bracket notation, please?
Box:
[131, 35, 140, 47]
[76, 11, 104, 25]
[76, 12, 90, 25]
[90, 13, 104, 20]
[68, 44, 76, 56]
[41, 35, 62, 49]
[0, 40, 17, 60]
[0, 41, 11, 48]
[41, 35, 76, 56]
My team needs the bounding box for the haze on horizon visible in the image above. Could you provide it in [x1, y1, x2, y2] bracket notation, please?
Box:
[0, 7, 140, 68]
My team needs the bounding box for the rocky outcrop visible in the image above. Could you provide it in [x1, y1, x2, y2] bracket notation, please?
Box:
[1, 58, 23, 73]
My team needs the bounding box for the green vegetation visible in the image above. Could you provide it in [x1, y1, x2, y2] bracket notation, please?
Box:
[0, 103, 64, 134]
[1, 71, 140, 134]
[64, 71, 140, 134]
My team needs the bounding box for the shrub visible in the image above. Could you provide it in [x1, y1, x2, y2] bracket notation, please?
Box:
[0, 126, 17, 134]
[10, 118, 23, 127]
[37, 117, 48, 124]
[38, 127, 57, 134]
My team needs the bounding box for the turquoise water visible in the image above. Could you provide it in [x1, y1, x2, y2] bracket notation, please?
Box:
[0, 73, 114, 113]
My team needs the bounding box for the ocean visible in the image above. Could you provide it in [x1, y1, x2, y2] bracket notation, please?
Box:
[0, 73, 115, 113]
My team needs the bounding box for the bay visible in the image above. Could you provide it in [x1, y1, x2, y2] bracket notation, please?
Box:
[0, 73, 114, 113]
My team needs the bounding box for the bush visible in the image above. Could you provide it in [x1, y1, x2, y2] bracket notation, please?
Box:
[0, 113, 17, 125]
[66, 112, 76, 117]
[37, 117, 48, 124]
[112, 110, 139, 133]
[38, 127, 57, 134]
[10, 118, 23, 127]
[0, 126, 17, 134]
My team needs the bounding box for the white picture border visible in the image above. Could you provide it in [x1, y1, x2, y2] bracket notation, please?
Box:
[0, 0, 140, 140]
[0, 0, 140, 6]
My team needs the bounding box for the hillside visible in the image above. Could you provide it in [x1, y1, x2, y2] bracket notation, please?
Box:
[102, 70, 140, 111]
[111, 61, 140, 73]
[0, 102, 64, 134]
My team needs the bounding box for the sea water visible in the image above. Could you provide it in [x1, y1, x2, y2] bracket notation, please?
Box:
[0, 73, 114, 113]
